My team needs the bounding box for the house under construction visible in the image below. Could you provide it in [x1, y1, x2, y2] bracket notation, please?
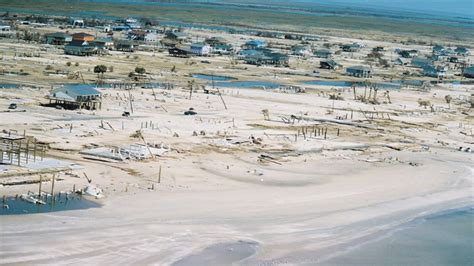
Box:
[0, 131, 46, 166]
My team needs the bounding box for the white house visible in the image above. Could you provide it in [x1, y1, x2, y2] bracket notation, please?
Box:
[190, 42, 211, 56]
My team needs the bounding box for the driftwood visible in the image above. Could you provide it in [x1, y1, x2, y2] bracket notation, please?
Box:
[290, 115, 377, 130]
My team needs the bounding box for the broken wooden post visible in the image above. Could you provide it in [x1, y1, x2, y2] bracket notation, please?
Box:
[337, 128, 340, 136]
[17, 141, 21, 166]
[128, 89, 134, 114]
[25, 139, 29, 164]
[51, 174, 55, 200]
[38, 175, 42, 199]
[158, 165, 162, 183]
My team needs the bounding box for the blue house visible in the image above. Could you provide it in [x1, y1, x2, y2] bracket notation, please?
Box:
[238, 48, 288, 66]
[463, 66, 474, 78]
[314, 49, 332, 59]
[411, 57, 432, 68]
[48, 84, 102, 110]
[422, 65, 447, 78]
[455, 47, 470, 56]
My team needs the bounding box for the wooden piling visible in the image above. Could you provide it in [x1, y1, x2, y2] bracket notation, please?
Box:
[38, 175, 42, 199]
[158, 165, 162, 183]
[51, 174, 55, 200]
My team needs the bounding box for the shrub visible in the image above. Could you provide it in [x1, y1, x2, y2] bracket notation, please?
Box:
[134, 66, 146, 74]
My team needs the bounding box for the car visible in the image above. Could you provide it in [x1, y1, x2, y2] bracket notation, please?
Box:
[184, 110, 197, 115]
[184, 108, 197, 115]
[8, 103, 17, 110]
[122, 111, 131, 117]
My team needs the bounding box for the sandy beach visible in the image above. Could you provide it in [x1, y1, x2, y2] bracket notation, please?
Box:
[1, 81, 473, 264]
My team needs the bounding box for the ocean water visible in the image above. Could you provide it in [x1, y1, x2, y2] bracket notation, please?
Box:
[322, 207, 474, 266]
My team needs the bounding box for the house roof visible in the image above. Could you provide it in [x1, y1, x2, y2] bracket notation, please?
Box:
[67, 40, 90, 47]
[315, 49, 331, 54]
[464, 66, 474, 75]
[214, 43, 232, 49]
[347, 65, 371, 71]
[72, 32, 94, 38]
[94, 37, 113, 43]
[322, 60, 340, 67]
[412, 57, 432, 67]
[245, 40, 265, 47]
[191, 42, 209, 49]
[455, 47, 469, 54]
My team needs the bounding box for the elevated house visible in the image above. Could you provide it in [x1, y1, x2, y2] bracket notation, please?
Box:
[64, 40, 99, 56]
[190, 42, 211, 56]
[314, 49, 332, 59]
[164, 31, 188, 42]
[47, 84, 101, 110]
[93, 37, 114, 50]
[115, 40, 135, 52]
[128, 30, 158, 42]
[205, 37, 227, 46]
[212, 43, 233, 55]
[346, 66, 372, 78]
[205, 37, 233, 55]
[411, 57, 432, 68]
[396, 49, 418, 58]
[237, 49, 261, 60]
[0, 23, 14, 37]
[342, 43, 362, 52]
[432, 45, 445, 56]
[124, 18, 141, 29]
[463, 66, 474, 78]
[238, 48, 288, 66]
[168, 47, 191, 58]
[70, 18, 84, 28]
[244, 40, 265, 49]
[455, 47, 470, 57]
[45, 32, 72, 45]
[422, 65, 447, 79]
[0, 24, 11, 32]
[320, 60, 341, 70]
